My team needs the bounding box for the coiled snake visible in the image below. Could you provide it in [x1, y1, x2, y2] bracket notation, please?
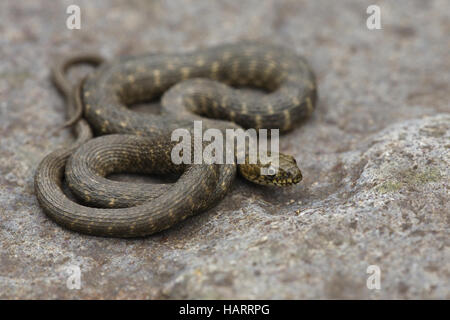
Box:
[34, 43, 317, 237]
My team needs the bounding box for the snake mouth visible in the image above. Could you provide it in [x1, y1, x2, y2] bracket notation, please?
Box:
[252, 173, 303, 187]
[272, 176, 302, 186]
[269, 166, 303, 186]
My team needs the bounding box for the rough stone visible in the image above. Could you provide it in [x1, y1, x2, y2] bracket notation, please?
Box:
[0, 0, 448, 299]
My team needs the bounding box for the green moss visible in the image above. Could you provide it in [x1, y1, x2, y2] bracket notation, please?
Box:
[376, 181, 403, 194]
[403, 167, 442, 184]
[376, 167, 442, 194]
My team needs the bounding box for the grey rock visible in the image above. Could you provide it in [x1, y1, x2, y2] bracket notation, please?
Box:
[0, 0, 448, 299]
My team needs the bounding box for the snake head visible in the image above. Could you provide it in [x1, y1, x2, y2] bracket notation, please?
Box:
[238, 153, 302, 186]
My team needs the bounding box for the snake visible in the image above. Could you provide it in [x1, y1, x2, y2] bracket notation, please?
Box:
[34, 42, 317, 237]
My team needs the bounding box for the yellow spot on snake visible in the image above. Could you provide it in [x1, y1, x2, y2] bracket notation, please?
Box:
[211, 62, 220, 78]
[196, 57, 205, 67]
[153, 69, 161, 87]
[241, 102, 248, 114]
[127, 75, 135, 83]
[266, 104, 274, 114]
[222, 51, 232, 61]
[109, 199, 115, 206]
[221, 96, 228, 107]
[255, 114, 262, 128]
[263, 61, 276, 77]
[181, 67, 191, 79]
[292, 97, 300, 106]
[283, 109, 291, 130]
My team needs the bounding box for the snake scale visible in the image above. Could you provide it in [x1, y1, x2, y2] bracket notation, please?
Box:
[34, 43, 317, 237]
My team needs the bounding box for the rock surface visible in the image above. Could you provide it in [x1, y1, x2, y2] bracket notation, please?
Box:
[0, 0, 449, 299]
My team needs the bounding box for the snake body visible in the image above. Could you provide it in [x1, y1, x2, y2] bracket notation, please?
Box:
[34, 43, 317, 237]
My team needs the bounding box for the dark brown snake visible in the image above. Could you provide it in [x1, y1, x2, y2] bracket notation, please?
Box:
[34, 43, 317, 237]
